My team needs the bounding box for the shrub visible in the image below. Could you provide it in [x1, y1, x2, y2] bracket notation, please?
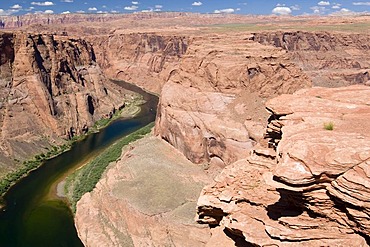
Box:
[324, 122, 334, 131]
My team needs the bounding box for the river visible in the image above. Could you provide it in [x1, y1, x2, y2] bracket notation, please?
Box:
[0, 80, 158, 247]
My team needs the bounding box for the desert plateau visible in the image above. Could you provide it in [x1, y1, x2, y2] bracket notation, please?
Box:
[0, 4, 370, 247]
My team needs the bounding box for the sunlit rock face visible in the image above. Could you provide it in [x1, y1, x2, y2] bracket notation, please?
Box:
[0, 31, 124, 171]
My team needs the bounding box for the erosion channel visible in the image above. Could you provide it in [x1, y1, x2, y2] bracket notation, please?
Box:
[0, 80, 158, 247]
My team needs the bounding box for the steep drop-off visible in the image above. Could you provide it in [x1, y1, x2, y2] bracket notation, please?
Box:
[155, 33, 311, 168]
[0, 31, 125, 175]
[88, 33, 188, 94]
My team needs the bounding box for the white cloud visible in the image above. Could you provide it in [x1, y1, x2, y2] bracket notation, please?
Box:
[142, 9, 153, 12]
[132, 1, 139, 4]
[353, 2, 370, 5]
[10, 4, 22, 9]
[192, 1, 202, 6]
[214, 8, 235, 14]
[97, 10, 107, 13]
[124, 5, 138, 10]
[76, 10, 85, 13]
[330, 8, 357, 15]
[88, 7, 97, 11]
[272, 6, 292, 15]
[318, 1, 330, 5]
[61, 0, 73, 2]
[332, 3, 341, 9]
[310, 6, 327, 14]
[44, 9, 54, 14]
[111, 10, 119, 13]
[31, 1, 55, 6]
[0, 8, 17, 15]
[61, 10, 70, 14]
[155, 5, 163, 8]
[290, 5, 300, 11]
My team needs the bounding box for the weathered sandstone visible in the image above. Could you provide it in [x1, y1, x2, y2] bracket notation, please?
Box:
[197, 85, 370, 245]
[155, 34, 311, 167]
[88, 33, 188, 94]
[0, 31, 125, 174]
[252, 31, 370, 87]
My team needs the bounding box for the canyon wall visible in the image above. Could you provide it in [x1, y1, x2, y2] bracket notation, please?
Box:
[87, 33, 188, 94]
[154, 33, 311, 168]
[252, 31, 370, 87]
[0, 31, 125, 174]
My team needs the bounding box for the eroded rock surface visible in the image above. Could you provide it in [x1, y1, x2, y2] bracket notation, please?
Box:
[155, 34, 311, 168]
[0, 31, 125, 173]
[197, 85, 370, 246]
[75, 136, 212, 247]
[252, 31, 370, 87]
[89, 33, 188, 94]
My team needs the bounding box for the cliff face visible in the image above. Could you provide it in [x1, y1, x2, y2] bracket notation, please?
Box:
[196, 85, 370, 246]
[154, 34, 311, 168]
[88, 33, 188, 94]
[252, 31, 370, 87]
[0, 31, 124, 173]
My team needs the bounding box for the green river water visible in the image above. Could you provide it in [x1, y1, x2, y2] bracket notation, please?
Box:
[0, 80, 158, 247]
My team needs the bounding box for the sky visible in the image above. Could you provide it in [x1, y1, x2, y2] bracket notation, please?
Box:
[0, 1, 369, 16]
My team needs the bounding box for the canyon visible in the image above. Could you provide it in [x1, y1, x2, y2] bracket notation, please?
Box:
[0, 31, 131, 177]
[0, 13, 370, 246]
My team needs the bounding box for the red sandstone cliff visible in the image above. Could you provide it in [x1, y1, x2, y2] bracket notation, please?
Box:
[87, 33, 188, 94]
[154, 33, 311, 168]
[0, 31, 124, 173]
[252, 31, 370, 86]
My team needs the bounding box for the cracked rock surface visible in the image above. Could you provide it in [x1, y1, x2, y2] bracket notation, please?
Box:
[196, 85, 370, 246]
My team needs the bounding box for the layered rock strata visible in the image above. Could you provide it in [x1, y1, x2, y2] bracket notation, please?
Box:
[197, 85, 370, 245]
[88, 33, 188, 94]
[252, 31, 370, 87]
[155, 34, 311, 168]
[0, 31, 125, 172]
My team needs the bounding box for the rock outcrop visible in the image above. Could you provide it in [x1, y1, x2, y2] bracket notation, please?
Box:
[252, 31, 370, 87]
[197, 85, 370, 246]
[155, 34, 311, 168]
[0, 31, 125, 173]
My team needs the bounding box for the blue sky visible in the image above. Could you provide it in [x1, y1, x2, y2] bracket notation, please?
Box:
[0, 1, 369, 16]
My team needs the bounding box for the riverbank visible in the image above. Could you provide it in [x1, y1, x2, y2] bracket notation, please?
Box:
[65, 122, 154, 212]
[0, 92, 144, 204]
[74, 135, 212, 246]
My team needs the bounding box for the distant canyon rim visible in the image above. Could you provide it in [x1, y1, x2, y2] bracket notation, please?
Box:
[1, 12, 370, 246]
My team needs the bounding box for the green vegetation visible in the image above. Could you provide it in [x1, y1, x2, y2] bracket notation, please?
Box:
[0, 94, 144, 199]
[65, 122, 154, 212]
[324, 122, 334, 131]
[0, 143, 71, 197]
